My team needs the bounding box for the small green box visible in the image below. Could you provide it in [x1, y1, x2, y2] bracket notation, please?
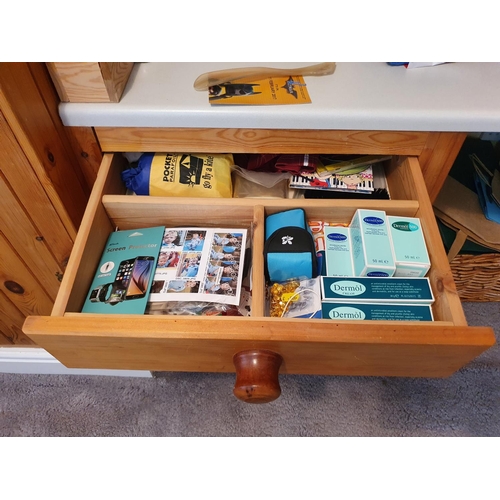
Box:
[387, 216, 431, 277]
[321, 301, 434, 321]
[321, 276, 434, 304]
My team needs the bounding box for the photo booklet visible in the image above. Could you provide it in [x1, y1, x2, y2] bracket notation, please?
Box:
[148, 227, 248, 307]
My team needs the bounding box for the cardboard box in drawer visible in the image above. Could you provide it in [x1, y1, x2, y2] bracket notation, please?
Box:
[349, 209, 396, 277]
[82, 226, 165, 314]
[324, 226, 354, 277]
[387, 216, 431, 277]
[321, 276, 434, 304]
[321, 302, 434, 321]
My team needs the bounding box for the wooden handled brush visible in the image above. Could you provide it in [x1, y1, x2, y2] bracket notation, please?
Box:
[193, 62, 336, 91]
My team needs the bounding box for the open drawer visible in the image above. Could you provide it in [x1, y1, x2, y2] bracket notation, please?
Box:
[23, 153, 496, 402]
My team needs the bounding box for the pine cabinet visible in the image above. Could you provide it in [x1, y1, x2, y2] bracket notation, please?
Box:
[0, 63, 98, 345]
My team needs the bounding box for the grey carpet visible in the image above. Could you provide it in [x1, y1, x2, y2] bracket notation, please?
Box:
[1, 302, 499, 437]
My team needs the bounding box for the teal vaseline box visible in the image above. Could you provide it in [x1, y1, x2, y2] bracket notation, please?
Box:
[349, 209, 395, 277]
[387, 216, 431, 277]
[324, 226, 354, 276]
[321, 302, 434, 321]
[321, 276, 434, 304]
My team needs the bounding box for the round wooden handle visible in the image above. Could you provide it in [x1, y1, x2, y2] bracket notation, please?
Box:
[233, 349, 283, 404]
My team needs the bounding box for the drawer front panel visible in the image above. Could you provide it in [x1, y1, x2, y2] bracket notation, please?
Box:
[95, 128, 430, 155]
[24, 316, 494, 377]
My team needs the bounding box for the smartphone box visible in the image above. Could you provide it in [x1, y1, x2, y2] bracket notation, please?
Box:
[82, 226, 165, 314]
[324, 226, 354, 277]
[321, 276, 434, 304]
[350, 209, 395, 277]
[321, 301, 434, 321]
[387, 216, 431, 277]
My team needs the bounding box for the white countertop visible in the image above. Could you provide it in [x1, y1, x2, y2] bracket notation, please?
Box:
[59, 62, 500, 132]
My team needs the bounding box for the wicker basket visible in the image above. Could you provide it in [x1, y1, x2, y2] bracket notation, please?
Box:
[450, 253, 500, 301]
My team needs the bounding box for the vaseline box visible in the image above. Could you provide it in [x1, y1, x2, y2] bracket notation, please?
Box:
[321, 276, 434, 304]
[350, 209, 395, 277]
[387, 216, 431, 277]
[321, 302, 434, 322]
[324, 226, 354, 276]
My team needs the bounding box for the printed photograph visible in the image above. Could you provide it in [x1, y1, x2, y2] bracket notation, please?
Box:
[204, 278, 238, 295]
[212, 232, 243, 248]
[151, 280, 166, 294]
[183, 230, 206, 252]
[165, 279, 200, 294]
[161, 229, 185, 249]
[178, 253, 202, 278]
[157, 250, 180, 269]
[210, 246, 241, 261]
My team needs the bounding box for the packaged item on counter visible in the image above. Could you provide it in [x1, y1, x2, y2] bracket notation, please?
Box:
[122, 152, 234, 198]
[208, 76, 311, 105]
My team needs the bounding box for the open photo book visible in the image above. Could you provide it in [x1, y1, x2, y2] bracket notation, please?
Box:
[148, 227, 248, 306]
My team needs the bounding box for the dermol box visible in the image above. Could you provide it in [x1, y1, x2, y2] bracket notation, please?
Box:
[387, 216, 431, 277]
[324, 226, 354, 277]
[321, 302, 434, 322]
[321, 276, 434, 304]
[349, 209, 395, 277]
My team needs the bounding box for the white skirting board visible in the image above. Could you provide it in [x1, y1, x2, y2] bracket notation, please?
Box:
[0, 347, 152, 377]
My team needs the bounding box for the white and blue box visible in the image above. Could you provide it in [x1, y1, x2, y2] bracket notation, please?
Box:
[387, 216, 431, 277]
[324, 226, 354, 277]
[321, 301, 434, 321]
[82, 226, 165, 314]
[321, 276, 434, 304]
[349, 209, 395, 277]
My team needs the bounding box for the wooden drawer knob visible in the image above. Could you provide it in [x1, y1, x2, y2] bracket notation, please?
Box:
[233, 349, 283, 404]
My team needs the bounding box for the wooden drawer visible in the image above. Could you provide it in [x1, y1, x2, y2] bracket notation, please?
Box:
[23, 152, 495, 400]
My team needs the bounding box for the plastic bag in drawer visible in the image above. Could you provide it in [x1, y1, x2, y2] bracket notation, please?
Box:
[122, 152, 234, 198]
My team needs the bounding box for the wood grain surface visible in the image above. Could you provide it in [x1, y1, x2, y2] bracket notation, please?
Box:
[24, 315, 494, 376]
[0, 63, 90, 234]
[95, 128, 430, 155]
[0, 111, 73, 277]
[46, 62, 134, 103]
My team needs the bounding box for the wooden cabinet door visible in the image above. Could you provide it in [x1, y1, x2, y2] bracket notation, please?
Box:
[0, 63, 98, 344]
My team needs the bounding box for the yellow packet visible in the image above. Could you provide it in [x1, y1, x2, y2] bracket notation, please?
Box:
[124, 152, 234, 198]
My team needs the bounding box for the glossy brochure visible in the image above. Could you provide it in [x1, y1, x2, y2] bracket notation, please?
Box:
[148, 227, 248, 306]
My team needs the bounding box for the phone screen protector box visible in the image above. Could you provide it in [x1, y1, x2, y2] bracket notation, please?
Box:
[82, 226, 165, 314]
[350, 209, 396, 277]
